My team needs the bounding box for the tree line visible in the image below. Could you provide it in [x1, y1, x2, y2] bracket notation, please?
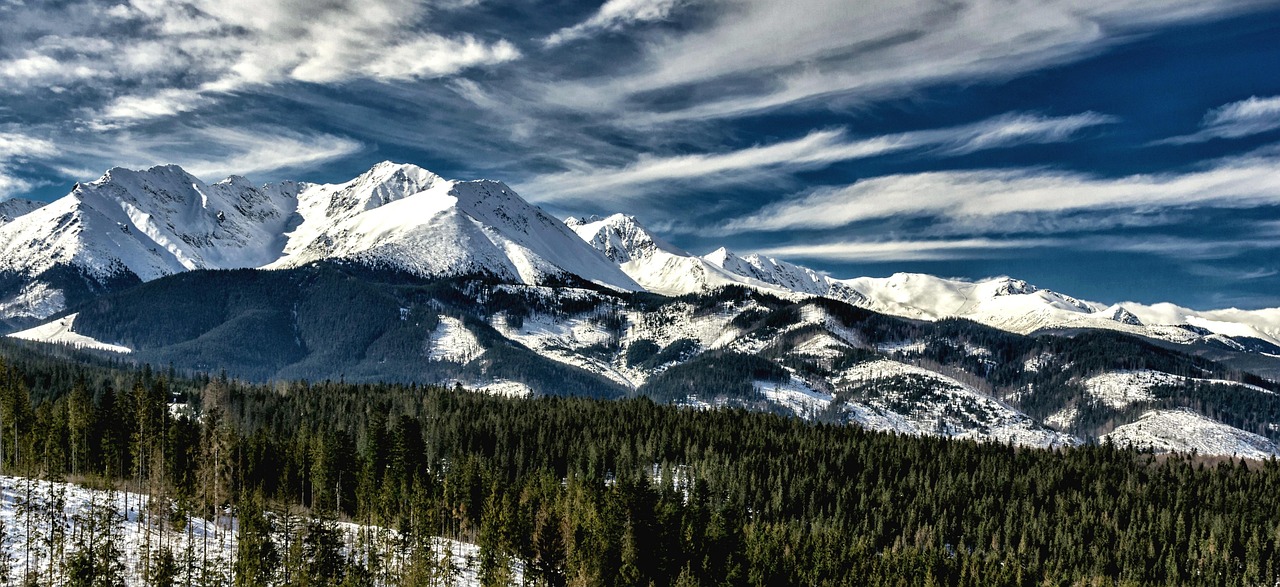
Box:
[0, 348, 1279, 585]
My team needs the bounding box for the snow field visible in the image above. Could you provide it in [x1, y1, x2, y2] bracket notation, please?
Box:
[0, 475, 508, 587]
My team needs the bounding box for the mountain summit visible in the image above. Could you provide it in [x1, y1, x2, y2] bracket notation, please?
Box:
[0, 163, 637, 328]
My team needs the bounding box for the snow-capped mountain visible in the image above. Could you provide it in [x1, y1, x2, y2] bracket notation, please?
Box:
[568, 213, 1280, 358]
[0, 163, 638, 328]
[273, 176, 639, 291]
[565, 214, 785, 296]
[4, 161, 1280, 457]
[0, 197, 43, 226]
[0, 165, 296, 326]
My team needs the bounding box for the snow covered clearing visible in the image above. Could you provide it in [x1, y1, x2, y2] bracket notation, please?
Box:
[1101, 409, 1280, 460]
[1084, 370, 1275, 409]
[834, 359, 1077, 449]
[472, 379, 536, 398]
[8, 313, 132, 354]
[0, 475, 507, 586]
[427, 316, 483, 363]
[756, 377, 833, 419]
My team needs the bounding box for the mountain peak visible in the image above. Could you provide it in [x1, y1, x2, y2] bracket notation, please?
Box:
[566, 212, 685, 264]
[703, 246, 734, 265]
[980, 276, 1038, 298]
[0, 198, 44, 226]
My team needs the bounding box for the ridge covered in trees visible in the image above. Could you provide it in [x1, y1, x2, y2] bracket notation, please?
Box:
[0, 346, 1278, 585]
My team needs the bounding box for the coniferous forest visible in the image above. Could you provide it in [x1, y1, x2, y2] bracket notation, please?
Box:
[1, 341, 1279, 586]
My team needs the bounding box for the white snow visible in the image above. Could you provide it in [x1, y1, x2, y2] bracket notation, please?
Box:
[0, 198, 42, 226]
[0, 475, 510, 587]
[272, 178, 640, 292]
[1102, 409, 1280, 460]
[790, 332, 852, 359]
[756, 377, 832, 418]
[877, 340, 926, 354]
[0, 281, 65, 322]
[8, 313, 131, 353]
[1083, 371, 1178, 409]
[1084, 370, 1275, 409]
[490, 311, 634, 388]
[833, 359, 1076, 449]
[1044, 405, 1079, 429]
[472, 379, 536, 398]
[0, 163, 641, 323]
[427, 316, 483, 363]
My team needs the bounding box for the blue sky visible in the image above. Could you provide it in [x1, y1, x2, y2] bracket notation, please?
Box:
[2, 0, 1280, 309]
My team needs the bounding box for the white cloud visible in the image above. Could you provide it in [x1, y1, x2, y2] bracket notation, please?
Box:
[52, 125, 363, 183]
[524, 112, 1114, 202]
[1081, 235, 1280, 261]
[0, 0, 521, 126]
[725, 148, 1280, 233]
[1159, 95, 1280, 144]
[544, 0, 684, 47]
[0, 53, 98, 89]
[0, 132, 56, 198]
[92, 90, 215, 130]
[172, 128, 365, 179]
[364, 35, 521, 82]
[749, 233, 1280, 264]
[544, 0, 1269, 124]
[753, 238, 1063, 262]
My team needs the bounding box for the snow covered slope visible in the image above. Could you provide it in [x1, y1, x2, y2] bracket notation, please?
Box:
[704, 248, 869, 305]
[8, 312, 131, 353]
[567, 213, 1280, 356]
[0, 197, 42, 226]
[0, 475, 503, 587]
[276, 179, 639, 291]
[0, 163, 640, 328]
[0, 165, 296, 323]
[1101, 409, 1280, 459]
[565, 214, 780, 296]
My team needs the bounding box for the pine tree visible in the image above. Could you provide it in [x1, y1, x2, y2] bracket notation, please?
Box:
[233, 494, 278, 587]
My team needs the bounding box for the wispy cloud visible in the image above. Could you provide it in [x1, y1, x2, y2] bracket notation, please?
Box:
[525, 111, 1114, 202]
[54, 125, 363, 183]
[0, 0, 520, 128]
[92, 90, 216, 131]
[750, 233, 1280, 264]
[0, 132, 56, 198]
[753, 238, 1064, 262]
[543, 0, 685, 47]
[725, 147, 1280, 232]
[1158, 95, 1280, 145]
[543, 0, 1267, 125]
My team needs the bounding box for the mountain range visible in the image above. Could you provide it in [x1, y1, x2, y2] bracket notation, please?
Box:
[3, 162, 1280, 458]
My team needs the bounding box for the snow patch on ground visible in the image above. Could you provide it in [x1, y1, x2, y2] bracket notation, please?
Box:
[427, 316, 482, 363]
[1102, 409, 1280, 460]
[756, 377, 832, 419]
[1084, 370, 1275, 409]
[790, 332, 851, 359]
[1045, 406, 1079, 429]
[0, 475, 505, 586]
[473, 379, 536, 398]
[834, 359, 1077, 449]
[0, 281, 66, 322]
[8, 313, 132, 353]
[491, 311, 634, 388]
[1083, 371, 1178, 409]
[877, 340, 925, 354]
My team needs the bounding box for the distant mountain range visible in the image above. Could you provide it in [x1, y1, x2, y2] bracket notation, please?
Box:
[4, 162, 1279, 458]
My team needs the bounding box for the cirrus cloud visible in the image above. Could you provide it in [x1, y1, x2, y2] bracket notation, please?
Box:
[525, 111, 1115, 202]
[725, 147, 1280, 233]
[1158, 95, 1280, 145]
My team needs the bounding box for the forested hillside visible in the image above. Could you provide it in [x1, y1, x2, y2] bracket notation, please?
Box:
[0, 345, 1278, 585]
